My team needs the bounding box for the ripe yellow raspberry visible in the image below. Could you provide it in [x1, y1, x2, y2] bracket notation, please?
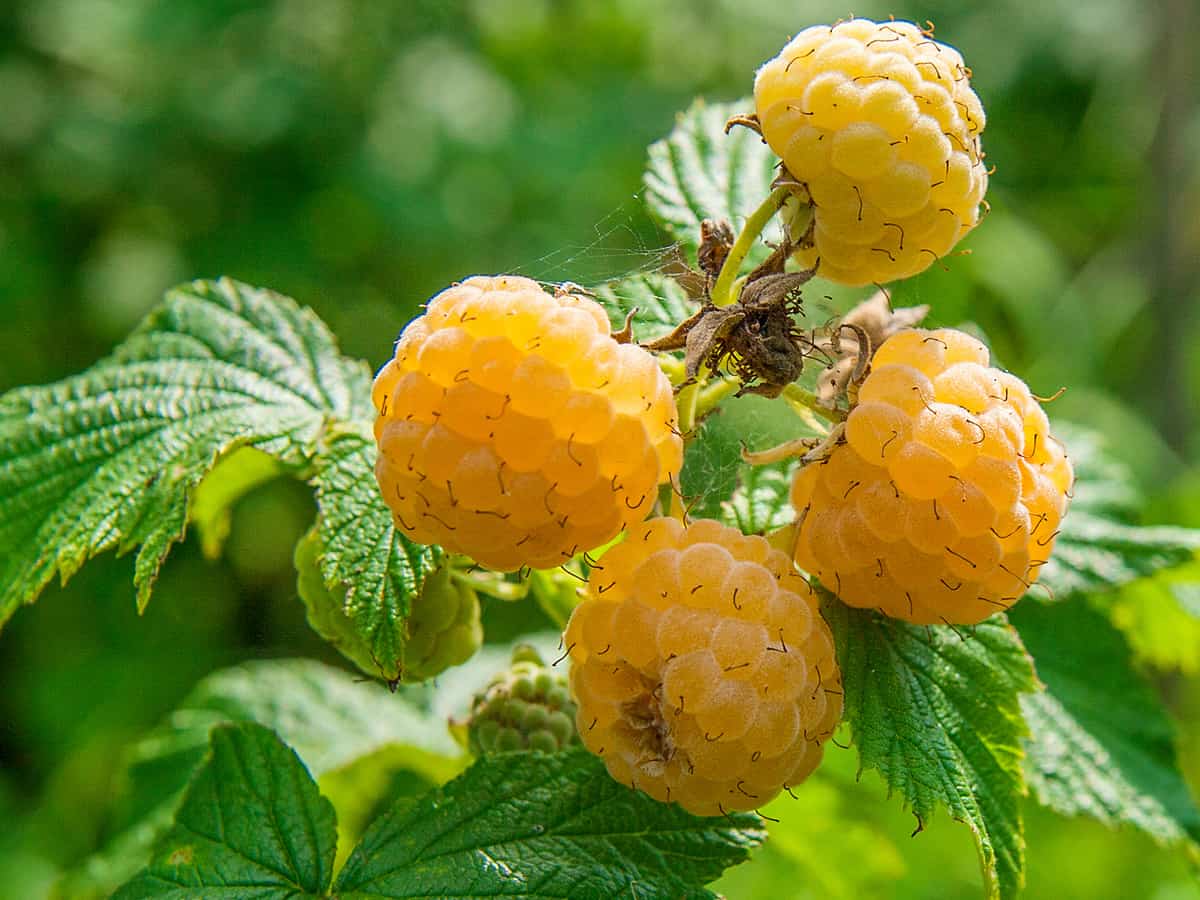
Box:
[791, 328, 1073, 625]
[754, 18, 987, 285]
[565, 517, 842, 816]
[372, 276, 684, 571]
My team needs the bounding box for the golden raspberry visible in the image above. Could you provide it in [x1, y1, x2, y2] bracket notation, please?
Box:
[565, 517, 842, 816]
[754, 18, 987, 285]
[791, 328, 1073, 625]
[372, 275, 683, 571]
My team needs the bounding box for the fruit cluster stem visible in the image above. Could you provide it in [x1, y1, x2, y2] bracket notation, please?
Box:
[709, 185, 793, 307]
[782, 383, 845, 426]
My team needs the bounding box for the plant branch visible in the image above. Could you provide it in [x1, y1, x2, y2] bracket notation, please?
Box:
[710, 185, 792, 307]
[782, 383, 844, 426]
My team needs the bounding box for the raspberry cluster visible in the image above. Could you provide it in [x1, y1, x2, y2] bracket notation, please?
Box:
[791, 328, 1073, 624]
[754, 18, 987, 285]
[372, 275, 683, 571]
[360, 16, 1075, 828]
[467, 645, 579, 755]
[566, 517, 842, 816]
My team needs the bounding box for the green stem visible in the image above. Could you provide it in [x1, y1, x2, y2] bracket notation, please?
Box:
[782, 383, 845, 426]
[710, 185, 792, 307]
[694, 376, 739, 420]
[657, 355, 687, 386]
[451, 568, 528, 602]
[676, 380, 701, 436]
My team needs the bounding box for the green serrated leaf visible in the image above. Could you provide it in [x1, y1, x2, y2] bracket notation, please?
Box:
[334, 747, 765, 900]
[683, 392, 815, 521]
[0, 277, 371, 623]
[823, 599, 1036, 900]
[58, 659, 461, 900]
[720, 460, 797, 535]
[1039, 424, 1200, 600]
[644, 97, 780, 264]
[591, 272, 696, 344]
[296, 525, 386, 679]
[1111, 576, 1200, 674]
[113, 722, 337, 899]
[1012, 597, 1200, 847]
[1042, 514, 1200, 600]
[310, 431, 443, 681]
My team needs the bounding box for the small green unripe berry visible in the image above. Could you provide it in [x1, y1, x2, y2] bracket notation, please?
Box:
[466, 645, 581, 756]
[511, 644, 545, 666]
[495, 727, 524, 752]
[295, 527, 483, 683]
[512, 674, 538, 701]
[522, 705, 551, 731]
[547, 710, 575, 744]
[403, 566, 484, 681]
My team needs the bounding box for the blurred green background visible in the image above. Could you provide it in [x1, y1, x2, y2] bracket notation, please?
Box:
[0, 1, 1197, 897]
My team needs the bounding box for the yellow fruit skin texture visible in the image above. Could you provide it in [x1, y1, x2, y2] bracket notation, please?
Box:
[754, 18, 987, 285]
[792, 328, 1073, 625]
[565, 517, 843, 816]
[372, 275, 683, 571]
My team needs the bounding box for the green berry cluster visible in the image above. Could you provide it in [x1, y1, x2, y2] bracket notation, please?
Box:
[295, 528, 482, 682]
[468, 645, 579, 755]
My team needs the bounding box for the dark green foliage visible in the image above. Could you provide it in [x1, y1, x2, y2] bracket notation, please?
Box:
[1013, 598, 1200, 847]
[115, 727, 765, 899]
[113, 723, 337, 899]
[823, 601, 1035, 900]
[334, 747, 765, 900]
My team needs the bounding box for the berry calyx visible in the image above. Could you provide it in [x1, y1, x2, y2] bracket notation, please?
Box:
[566, 517, 842, 816]
[372, 275, 684, 571]
[754, 18, 987, 285]
[791, 328, 1072, 625]
[467, 645, 579, 755]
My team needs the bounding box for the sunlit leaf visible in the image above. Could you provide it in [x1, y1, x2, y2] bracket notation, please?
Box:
[113, 723, 337, 899]
[189, 446, 286, 558]
[824, 599, 1035, 900]
[1013, 597, 1200, 847]
[334, 747, 765, 899]
[644, 97, 780, 265]
[0, 277, 369, 623]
